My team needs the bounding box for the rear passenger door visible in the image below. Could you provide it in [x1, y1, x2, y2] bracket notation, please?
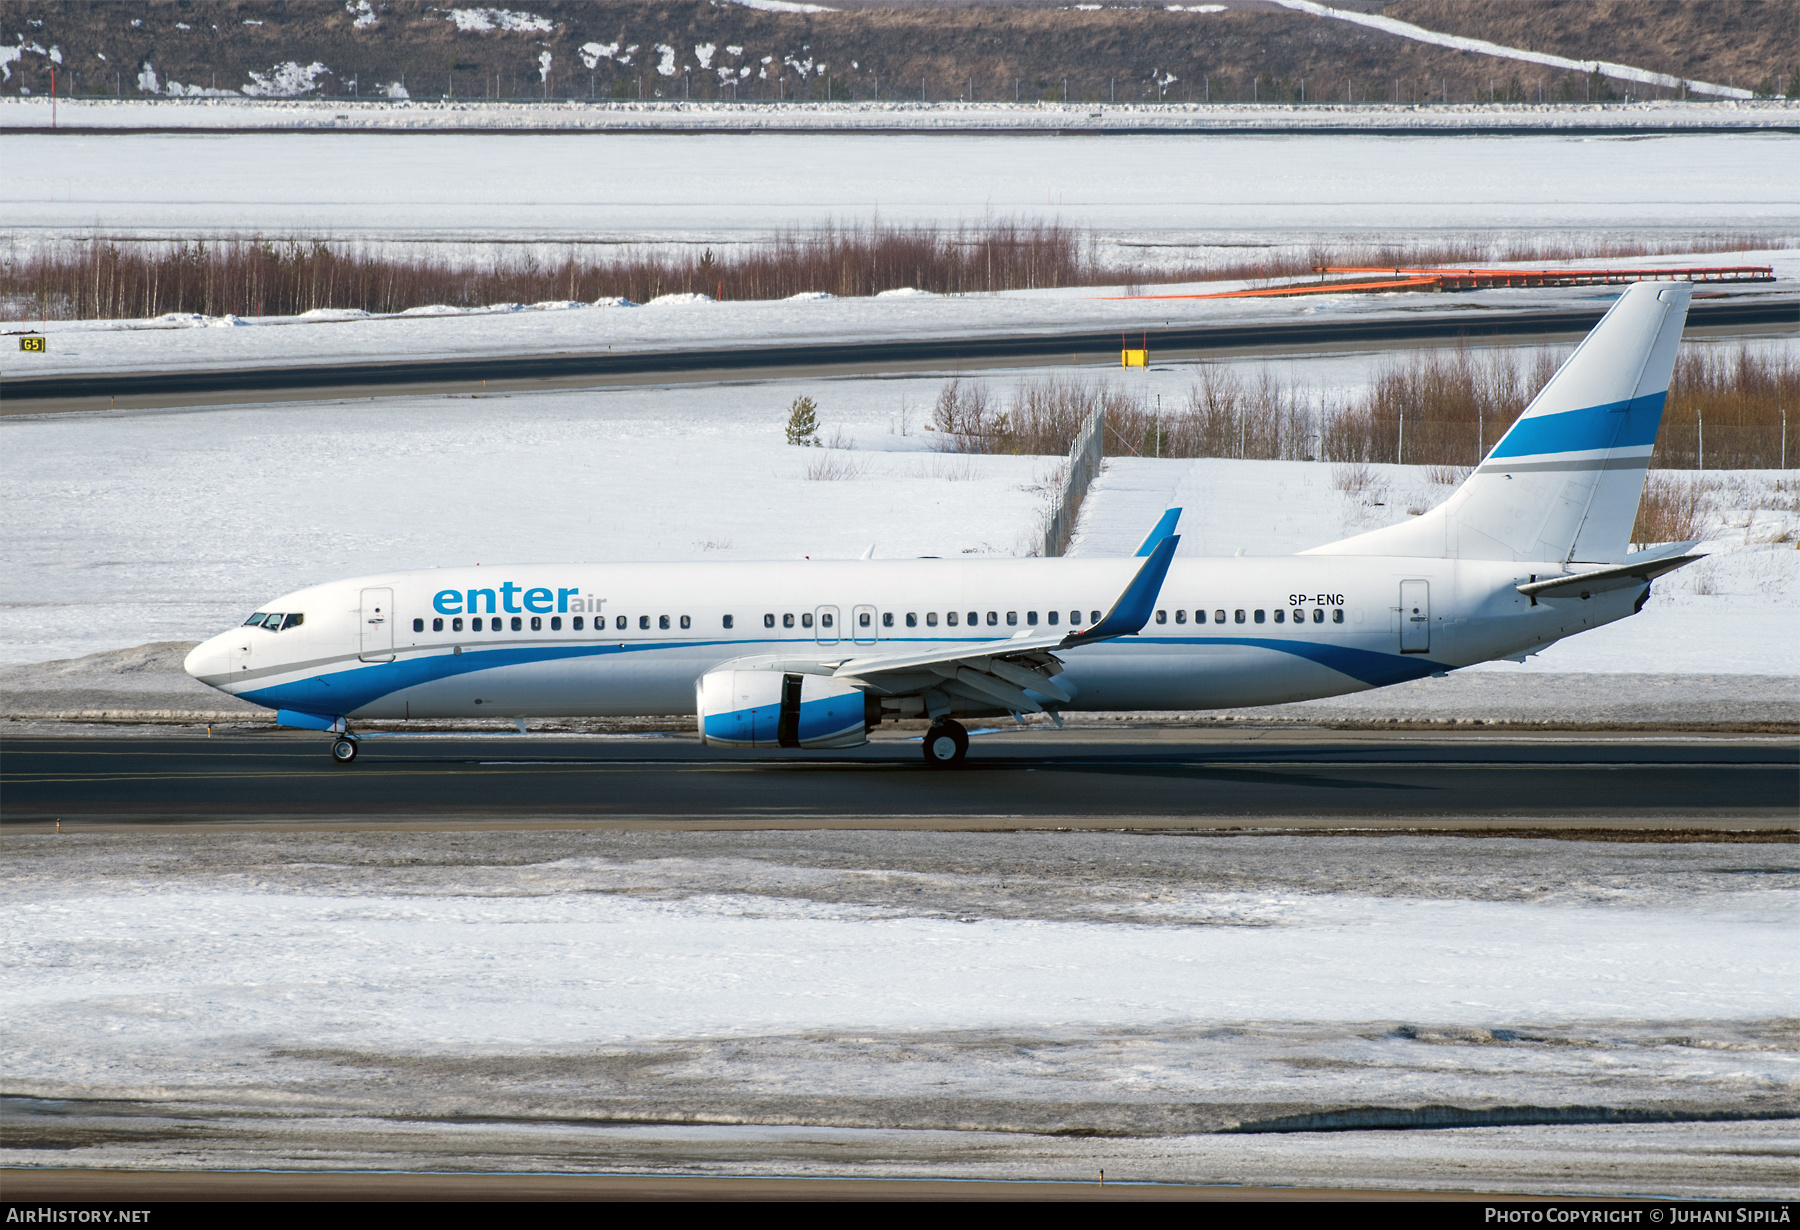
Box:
[1399, 580, 1430, 653]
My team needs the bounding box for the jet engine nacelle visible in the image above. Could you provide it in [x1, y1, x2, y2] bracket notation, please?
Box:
[696, 669, 874, 749]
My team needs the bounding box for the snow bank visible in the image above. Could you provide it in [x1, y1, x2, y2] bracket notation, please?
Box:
[2, 95, 1791, 133]
[1271, 0, 1754, 100]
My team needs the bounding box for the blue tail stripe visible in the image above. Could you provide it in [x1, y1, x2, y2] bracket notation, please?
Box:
[1488, 392, 1665, 459]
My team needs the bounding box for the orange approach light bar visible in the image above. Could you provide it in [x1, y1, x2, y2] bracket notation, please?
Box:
[1315, 265, 1776, 290]
[1101, 264, 1775, 301]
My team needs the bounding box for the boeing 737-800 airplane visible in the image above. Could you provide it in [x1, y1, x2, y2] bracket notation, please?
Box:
[185, 283, 1703, 765]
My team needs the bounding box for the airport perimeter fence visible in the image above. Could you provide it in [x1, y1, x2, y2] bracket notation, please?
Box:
[1043, 408, 1105, 558]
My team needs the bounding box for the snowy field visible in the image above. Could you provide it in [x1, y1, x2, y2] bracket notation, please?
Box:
[6, 124, 1794, 258]
[3, 830, 1795, 1193]
[3, 343, 1796, 676]
[10, 254, 1799, 380]
[4, 97, 1791, 133]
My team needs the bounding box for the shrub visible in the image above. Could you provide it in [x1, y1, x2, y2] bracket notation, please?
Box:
[785, 395, 820, 447]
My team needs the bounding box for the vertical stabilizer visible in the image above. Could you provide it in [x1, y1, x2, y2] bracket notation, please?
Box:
[1305, 282, 1691, 563]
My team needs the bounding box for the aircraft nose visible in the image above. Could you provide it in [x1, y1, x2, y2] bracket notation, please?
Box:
[183, 635, 229, 684]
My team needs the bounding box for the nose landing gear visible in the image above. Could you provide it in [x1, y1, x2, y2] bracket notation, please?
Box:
[922, 719, 969, 766]
[330, 735, 360, 764]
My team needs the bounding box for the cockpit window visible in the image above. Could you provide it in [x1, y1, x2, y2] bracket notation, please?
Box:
[244, 612, 269, 627]
[281, 613, 304, 630]
[261, 613, 285, 630]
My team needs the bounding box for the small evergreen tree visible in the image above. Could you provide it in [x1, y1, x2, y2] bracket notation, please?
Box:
[786, 395, 820, 447]
[1787, 66, 1800, 99]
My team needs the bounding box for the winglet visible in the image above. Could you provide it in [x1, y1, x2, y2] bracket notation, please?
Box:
[1062, 535, 1180, 648]
[1134, 508, 1182, 557]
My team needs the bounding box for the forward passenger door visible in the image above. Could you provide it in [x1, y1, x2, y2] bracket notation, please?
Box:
[360, 587, 395, 662]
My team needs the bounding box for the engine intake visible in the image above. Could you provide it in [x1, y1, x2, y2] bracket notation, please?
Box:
[697, 669, 872, 749]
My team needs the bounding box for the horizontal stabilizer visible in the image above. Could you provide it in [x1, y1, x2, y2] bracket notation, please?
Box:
[1517, 550, 1703, 599]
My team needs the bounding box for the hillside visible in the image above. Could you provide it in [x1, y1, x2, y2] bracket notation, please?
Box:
[6, 0, 1793, 104]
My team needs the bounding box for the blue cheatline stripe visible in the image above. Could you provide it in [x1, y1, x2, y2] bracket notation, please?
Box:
[247, 634, 1449, 718]
[242, 639, 726, 715]
[1135, 637, 1449, 687]
[1488, 392, 1665, 460]
[240, 632, 1050, 715]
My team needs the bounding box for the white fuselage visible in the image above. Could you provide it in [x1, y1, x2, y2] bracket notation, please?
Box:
[183, 555, 1635, 721]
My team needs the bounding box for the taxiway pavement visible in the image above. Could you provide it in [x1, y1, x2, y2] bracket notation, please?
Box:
[4, 728, 1792, 832]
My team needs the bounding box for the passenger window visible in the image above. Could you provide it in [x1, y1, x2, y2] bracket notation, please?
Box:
[413, 618, 425, 632]
[680, 615, 691, 630]
[884, 613, 895, 628]
[764, 614, 776, 628]
[1005, 612, 1017, 626]
[512, 616, 524, 631]
[551, 616, 561, 631]
[1048, 611, 1059, 625]
[1215, 610, 1226, 624]
[860, 612, 871, 627]
[243, 612, 269, 627]
[1196, 610, 1207, 624]
[658, 615, 669, 630]
[904, 613, 916, 628]
[1155, 610, 1166, 624]
[639, 616, 650, 630]
[616, 615, 627, 630]
[946, 612, 958, 626]
[802, 613, 814, 628]
[282, 613, 304, 631]
[723, 615, 734, 630]
[986, 612, 997, 626]
[1090, 610, 1101, 624]
[784, 613, 795, 628]
[432, 617, 444, 632]
[453, 617, 464, 632]
[1069, 611, 1081, 625]
[530, 616, 542, 631]
[1027, 611, 1038, 626]
[1329, 609, 1340, 624]
[1254, 610, 1265, 624]
[927, 612, 939, 627]
[969, 612, 979, 627]
[1234, 610, 1246, 624]
[472, 617, 483, 631]
[821, 613, 833, 628]
[1274, 610, 1285, 624]
[1175, 609, 1186, 624]
[572, 616, 583, 631]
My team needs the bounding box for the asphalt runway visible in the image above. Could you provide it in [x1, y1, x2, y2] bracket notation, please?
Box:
[5, 296, 1793, 413]
[4, 728, 1793, 832]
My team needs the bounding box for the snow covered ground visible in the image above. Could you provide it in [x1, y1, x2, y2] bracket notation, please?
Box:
[10, 256, 1798, 380]
[3, 831, 1795, 1193]
[6, 97, 1791, 132]
[5, 124, 1793, 260]
[3, 345, 1794, 674]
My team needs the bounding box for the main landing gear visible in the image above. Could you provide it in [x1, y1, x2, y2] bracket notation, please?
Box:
[330, 735, 360, 764]
[922, 719, 969, 767]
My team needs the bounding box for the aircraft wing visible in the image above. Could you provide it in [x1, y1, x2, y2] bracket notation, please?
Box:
[831, 536, 1181, 714]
